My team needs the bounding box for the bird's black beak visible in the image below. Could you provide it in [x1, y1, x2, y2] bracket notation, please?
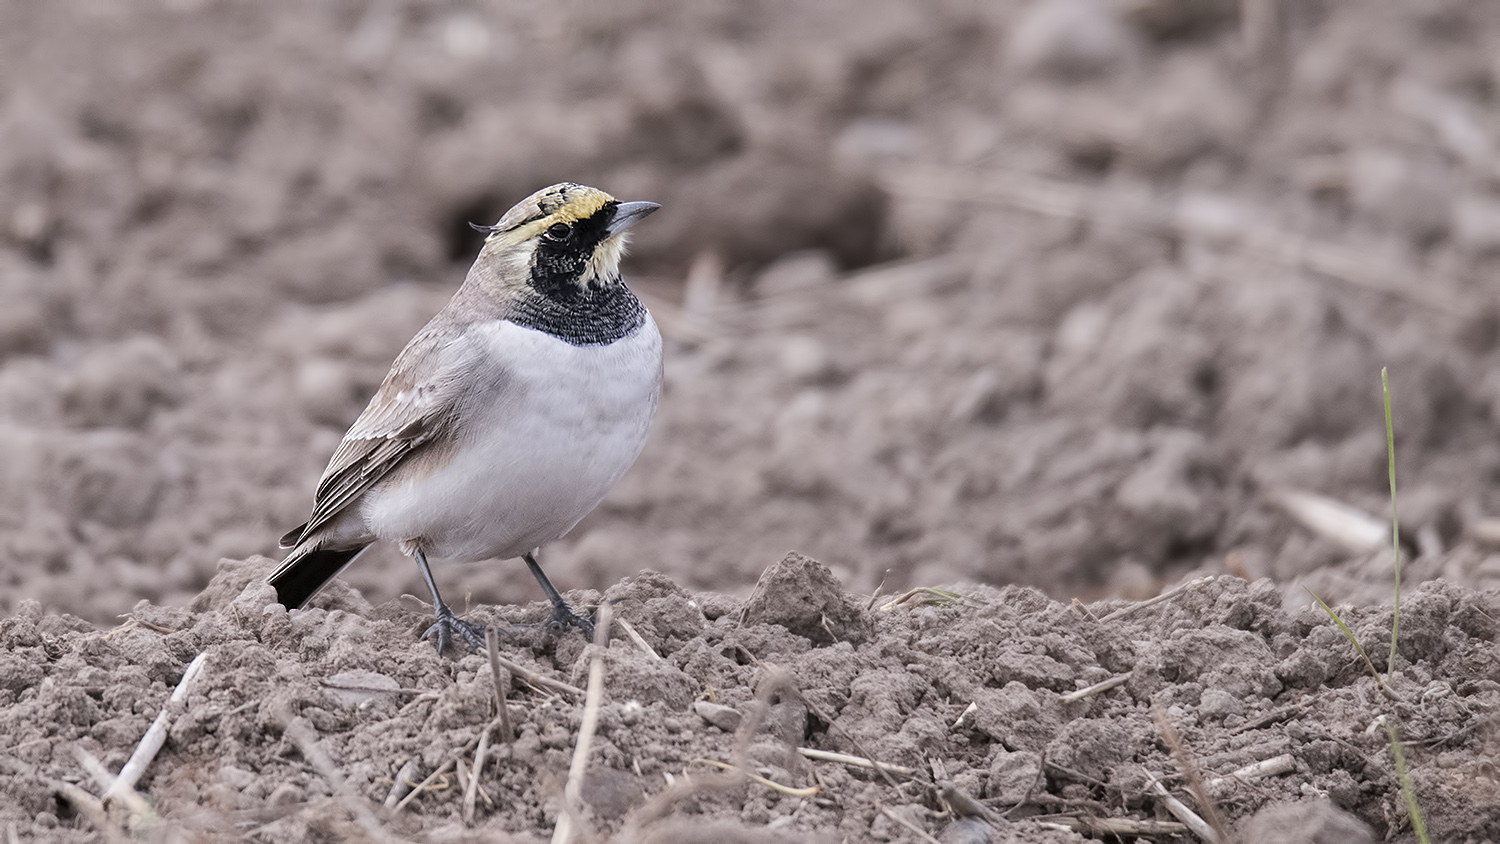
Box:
[606, 201, 661, 237]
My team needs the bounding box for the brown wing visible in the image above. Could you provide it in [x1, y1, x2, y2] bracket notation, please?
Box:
[281, 325, 480, 549]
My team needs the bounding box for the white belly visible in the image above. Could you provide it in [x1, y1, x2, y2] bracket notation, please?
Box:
[361, 317, 662, 561]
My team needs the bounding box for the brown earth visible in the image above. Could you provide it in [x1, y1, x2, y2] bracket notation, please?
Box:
[4, 0, 1500, 841]
[1, 555, 1496, 842]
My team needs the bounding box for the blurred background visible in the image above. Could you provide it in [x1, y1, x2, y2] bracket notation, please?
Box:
[4, 0, 1500, 625]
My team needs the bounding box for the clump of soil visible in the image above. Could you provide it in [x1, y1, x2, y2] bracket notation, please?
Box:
[1, 554, 1494, 842]
[10, 0, 1500, 628]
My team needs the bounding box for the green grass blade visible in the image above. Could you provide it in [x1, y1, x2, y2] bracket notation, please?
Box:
[1384, 719, 1430, 843]
[1305, 587, 1389, 694]
[1382, 368, 1402, 677]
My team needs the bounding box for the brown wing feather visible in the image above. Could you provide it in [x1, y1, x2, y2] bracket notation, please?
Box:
[282, 325, 480, 548]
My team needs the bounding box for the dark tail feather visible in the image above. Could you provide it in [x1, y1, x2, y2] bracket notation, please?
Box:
[268, 544, 369, 609]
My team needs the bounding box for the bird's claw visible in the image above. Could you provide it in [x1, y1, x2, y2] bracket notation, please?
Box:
[422, 607, 488, 655]
[546, 603, 595, 640]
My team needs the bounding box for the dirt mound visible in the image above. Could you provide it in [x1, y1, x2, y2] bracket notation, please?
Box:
[8, 1, 1500, 627]
[0, 555, 1494, 841]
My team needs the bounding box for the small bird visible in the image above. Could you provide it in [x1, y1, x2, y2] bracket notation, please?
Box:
[269, 183, 663, 653]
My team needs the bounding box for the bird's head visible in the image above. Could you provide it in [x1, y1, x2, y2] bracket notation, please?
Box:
[470, 183, 659, 301]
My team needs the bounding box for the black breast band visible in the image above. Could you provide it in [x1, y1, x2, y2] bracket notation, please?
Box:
[507, 282, 647, 346]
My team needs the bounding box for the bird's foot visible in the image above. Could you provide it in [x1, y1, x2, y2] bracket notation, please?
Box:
[422, 605, 489, 655]
[546, 601, 596, 640]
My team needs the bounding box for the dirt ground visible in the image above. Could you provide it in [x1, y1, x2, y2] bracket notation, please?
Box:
[1, 555, 1496, 842]
[3, 0, 1500, 840]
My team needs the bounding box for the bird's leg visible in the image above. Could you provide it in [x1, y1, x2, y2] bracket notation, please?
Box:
[524, 552, 594, 638]
[413, 548, 487, 654]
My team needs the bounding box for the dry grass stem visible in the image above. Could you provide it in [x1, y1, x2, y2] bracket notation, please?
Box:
[106, 651, 207, 803]
[393, 760, 454, 814]
[1147, 775, 1220, 843]
[787, 684, 907, 789]
[614, 617, 661, 660]
[1098, 577, 1215, 623]
[691, 759, 818, 796]
[1046, 816, 1190, 837]
[485, 651, 584, 699]
[796, 748, 916, 779]
[1153, 707, 1232, 843]
[1231, 702, 1304, 734]
[878, 586, 984, 612]
[1208, 753, 1296, 789]
[1003, 749, 1049, 818]
[483, 627, 515, 742]
[552, 602, 613, 844]
[74, 747, 152, 820]
[464, 737, 487, 824]
[1059, 672, 1133, 703]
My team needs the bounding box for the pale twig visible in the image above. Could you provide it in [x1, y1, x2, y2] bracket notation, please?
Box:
[691, 759, 818, 796]
[74, 747, 152, 819]
[483, 627, 515, 742]
[1098, 577, 1215, 623]
[454, 755, 471, 813]
[788, 685, 907, 790]
[867, 570, 890, 612]
[486, 652, 584, 699]
[614, 617, 661, 660]
[468, 620, 522, 833]
[1208, 754, 1296, 790]
[876, 803, 942, 844]
[106, 652, 208, 803]
[382, 759, 417, 809]
[463, 735, 487, 825]
[282, 717, 388, 841]
[1003, 749, 1048, 819]
[552, 602, 613, 844]
[1059, 672, 1133, 703]
[1071, 598, 1100, 621]
[1046, 816, 1189, 837]
[1148, 775, 1220, 843]
[796, 748, 916, 779]
[1153, 707, 1232, 843]
[393, 760, 455, 814]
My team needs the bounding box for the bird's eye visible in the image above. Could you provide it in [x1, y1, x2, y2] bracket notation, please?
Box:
[547, 222, 570, 240]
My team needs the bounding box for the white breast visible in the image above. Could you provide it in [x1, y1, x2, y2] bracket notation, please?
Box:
[361, 316, 663, 561]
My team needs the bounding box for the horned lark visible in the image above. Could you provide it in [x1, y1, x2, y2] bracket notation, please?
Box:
[269, 183, 663, 654]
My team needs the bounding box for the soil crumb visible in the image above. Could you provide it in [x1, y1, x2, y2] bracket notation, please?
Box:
[1, 555, 1495, 842]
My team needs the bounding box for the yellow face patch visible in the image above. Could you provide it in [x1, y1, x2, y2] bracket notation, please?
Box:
[475, 183, 634, 294]
[485, 183, 617, 246]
